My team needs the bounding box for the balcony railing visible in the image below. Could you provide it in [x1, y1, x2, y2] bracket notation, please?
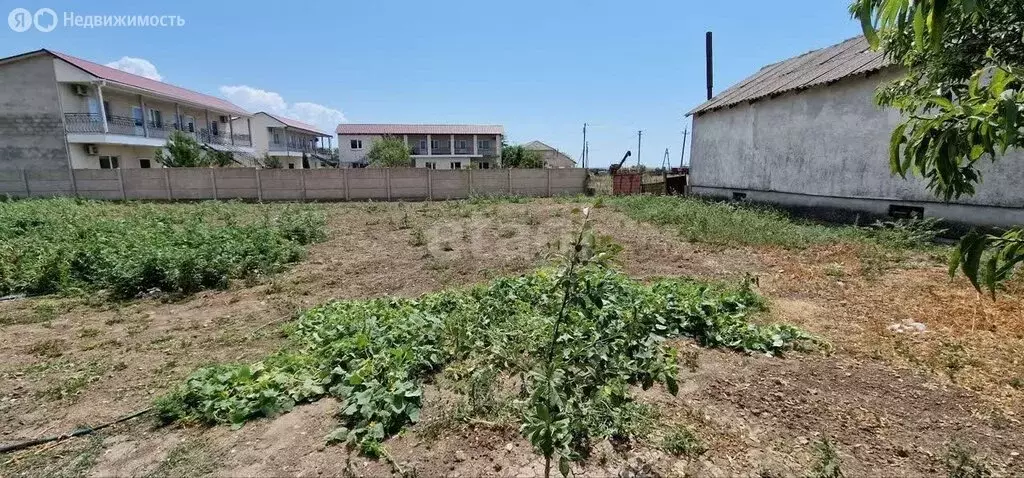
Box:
[268, 142, 316, 153]
[64, 113, 252, 147]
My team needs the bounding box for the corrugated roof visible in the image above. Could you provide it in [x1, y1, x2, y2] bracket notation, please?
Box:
[45, 50, 250, 116]
[522, 140, 556, 151]
[259, 112, 328, 136]
[336, 124, 505, 135]
[687, 36, 890, 116]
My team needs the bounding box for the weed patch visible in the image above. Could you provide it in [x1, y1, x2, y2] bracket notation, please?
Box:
[661, 425, 706, 458]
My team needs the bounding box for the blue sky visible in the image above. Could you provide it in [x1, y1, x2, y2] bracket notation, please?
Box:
[1, 0, 862, 167]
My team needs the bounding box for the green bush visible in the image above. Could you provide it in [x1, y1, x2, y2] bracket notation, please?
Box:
[157, 264, 817, 455]
[0, 199, 326, 298]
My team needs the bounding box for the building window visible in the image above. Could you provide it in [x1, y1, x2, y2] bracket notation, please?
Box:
[350, 139, 363, 149]
[450, 161, 462, 170]
[480, 162, 490, 169]
[288, 163, 295, 169]
[425, 162, 436, 170]
[139, 159, 151, 169]
[99, 156, 119, 169]
[479, 139, 491, 150]
[132, 106, 144, 127]
[273, 132, 281, 144]
[431, 139, 440, 150]
[211, 121, 219, 136]
[148, 109, 162, 128]
[457, 139, 468, 150]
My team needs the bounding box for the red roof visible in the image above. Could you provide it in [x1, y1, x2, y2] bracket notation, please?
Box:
[336, 124, 504, 135]
[46, 50, 250, 116]
[260, 112, 328, 136]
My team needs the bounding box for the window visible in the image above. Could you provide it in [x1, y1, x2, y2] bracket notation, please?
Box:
[99, 156, 119, 169]
[148, 109, 162, 128]
[430, 139, 440, 150]
[350, 139, 363, 149]
[273, 132, 281, 144]
[425, 162, 436, 170]
[479, 139, 491, 150]
[450, 161, 462, 170]
[480, 162, 490, 169]
[211, 121, 219, 136]
[132, 106, 144, 127]
[139, 159, 152, 169]
[457, 139, 468, 150]
[184, 115, 195, 132]
[288, 163, 295, 169]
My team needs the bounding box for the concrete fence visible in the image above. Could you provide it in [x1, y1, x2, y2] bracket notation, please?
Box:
[0, 168, 588, 202]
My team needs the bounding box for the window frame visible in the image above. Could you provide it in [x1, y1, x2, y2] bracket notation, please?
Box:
[98, 155, 119, 169]
[350, 139, 363, 149]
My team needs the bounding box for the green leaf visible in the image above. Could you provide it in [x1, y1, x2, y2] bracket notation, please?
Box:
[665, 375, 679, 396]
[559, 455, 571, 477]
[957, 230, 989, 292]
[913, 6, 926, 48]
[889, 123, 909, 175]
[858, 1, 879, 48]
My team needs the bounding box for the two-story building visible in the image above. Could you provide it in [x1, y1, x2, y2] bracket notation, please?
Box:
[236, 112, 334, 169]
[336, 124, 503, 169]
[0, 49, 254, 170]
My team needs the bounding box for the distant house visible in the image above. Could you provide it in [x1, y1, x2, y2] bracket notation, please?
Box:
[235, 112, 334, 169]
[687, 36, 1024, 227]
[336, 124, 503, 169]
[522, 141, 576, 169]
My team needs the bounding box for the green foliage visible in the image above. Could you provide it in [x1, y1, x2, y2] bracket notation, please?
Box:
[157, 217, 816, 462]
[0, 199, 326, 298]
[852, 0, 1024, 292]
[367, 135, 412, 167]
[808, 438, 844, 478]
[155, 131, 213, 168]
[501, 142, 545, 169]
[869, 217, 947, 249]
[661, 425, 706, 458]
[944, 442, 992, 478]
[260, 153, 283, 169]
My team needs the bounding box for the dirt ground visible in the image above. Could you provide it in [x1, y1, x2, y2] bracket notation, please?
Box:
[1, 199, 1021, 477]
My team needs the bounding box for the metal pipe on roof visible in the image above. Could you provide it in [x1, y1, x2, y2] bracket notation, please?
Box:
[706, 31, 714, 101]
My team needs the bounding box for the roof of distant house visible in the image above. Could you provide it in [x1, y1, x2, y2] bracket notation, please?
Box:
[257, 112, 328, 136]
[336, 124, 505, 135]
[522, 141, 577, 164]
[688, 36, 890, 116]
[0, 49, 250, 116]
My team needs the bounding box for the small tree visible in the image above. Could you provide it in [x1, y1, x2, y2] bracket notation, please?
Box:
[258, 153, 283, 169]
[155, 131, 211, 168]
[367, 135, 412, 167]
[501, 141, 545, 168]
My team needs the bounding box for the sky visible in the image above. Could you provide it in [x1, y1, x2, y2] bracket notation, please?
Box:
[1, 0, 863, 167]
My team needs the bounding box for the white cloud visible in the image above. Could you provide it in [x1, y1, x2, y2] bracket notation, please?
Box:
[105, 57, 163, 81]
[219, 85, 346, 134]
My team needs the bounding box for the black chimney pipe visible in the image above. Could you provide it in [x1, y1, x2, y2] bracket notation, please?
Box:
[705, 31, 714, 100]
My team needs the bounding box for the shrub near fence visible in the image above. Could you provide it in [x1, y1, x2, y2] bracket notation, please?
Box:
[0, 168, 588, 202]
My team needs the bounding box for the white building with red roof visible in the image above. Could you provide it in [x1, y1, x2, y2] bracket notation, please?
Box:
[336, 124, 504, 169]
[234, 112, 335, 169]
[0, 49, 255, 170]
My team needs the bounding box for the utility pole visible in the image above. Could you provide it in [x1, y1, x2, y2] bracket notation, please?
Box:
[636, 130, 643, 168]
[581, 123, 587, 169]
[584, 141, 588, 169]
[680, 128, 689, 169]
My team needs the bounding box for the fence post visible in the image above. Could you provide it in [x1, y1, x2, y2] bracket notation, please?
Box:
[385, 168, 391, 201]
[300, 168, 307, 202]
[21, 168, 30, 197]
[468, 168, 474, 196]
[546, 169, 552, 197]
[117, 168, 126, 200]
[343, 169, 351, 201]
[163, 168, 172, 200]
[508, 168, 513, 195]
[211, 169, 219, 200]
[255, 169, 263, 202]
[427, 169, 433, 201]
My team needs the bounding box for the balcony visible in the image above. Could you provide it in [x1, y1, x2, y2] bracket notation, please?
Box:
[64, 113, 252, 147]
[268, 143, 316, 153]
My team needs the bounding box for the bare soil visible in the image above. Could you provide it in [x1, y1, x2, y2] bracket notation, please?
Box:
[1, 199, 1021, 477]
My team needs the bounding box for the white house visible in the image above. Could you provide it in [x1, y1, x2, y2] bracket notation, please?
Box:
[687, 36, 1024, 227]
[0, 49, 255, 170]
[235, 112, 334, 169]
[336, 124, 504, 169]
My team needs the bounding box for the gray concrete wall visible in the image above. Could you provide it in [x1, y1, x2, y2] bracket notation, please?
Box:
[690, 69, 1024, 226]
[7, 168, 587, 202]
[0, 54, 69, 170]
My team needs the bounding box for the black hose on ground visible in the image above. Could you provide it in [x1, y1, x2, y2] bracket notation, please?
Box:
[0, 407, 153, 454]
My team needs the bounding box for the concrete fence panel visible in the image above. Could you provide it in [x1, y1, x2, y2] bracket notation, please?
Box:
[73, 169, 122, 200]
[389, 168, 429, 200]
[122, 169, 171, 200]
[431, 170, 470, 199]
[168, 168, 215, 200]
[25, 169, 74, 197]
[549, 169, 587, 195]
[470, 170, 511, 196]
[0, 170, 29, 197]
[304, 169, 345, 200]
[511, 169, 548, 197]
[347, 169, 388, 200]
[259, 169, 304, 201]
[214, 168, 259, 200]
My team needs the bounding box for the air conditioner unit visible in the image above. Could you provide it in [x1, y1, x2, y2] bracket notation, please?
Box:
[72, 84, 89, 96]
[219, 115, 229, 123]
[85, 144, 99, 156]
